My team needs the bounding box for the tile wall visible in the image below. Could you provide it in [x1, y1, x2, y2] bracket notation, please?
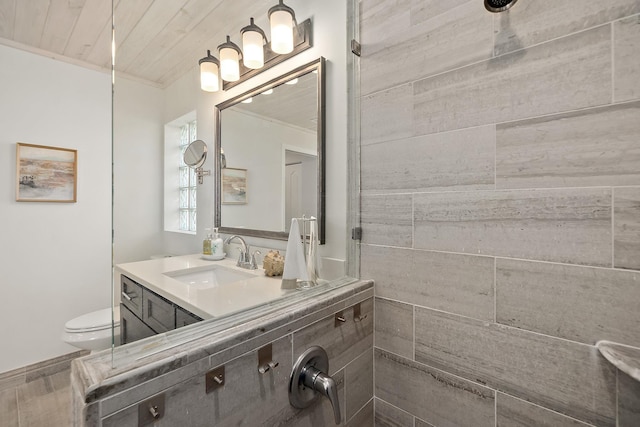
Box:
[359, 1, 640, 426]
[72, 284, 374, 426]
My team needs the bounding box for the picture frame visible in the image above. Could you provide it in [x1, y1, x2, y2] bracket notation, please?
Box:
[221, 167, 247, 204]
[16, 143, 77, 203]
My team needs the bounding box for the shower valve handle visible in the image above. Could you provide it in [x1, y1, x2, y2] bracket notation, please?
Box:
[289, 346, 341, 425]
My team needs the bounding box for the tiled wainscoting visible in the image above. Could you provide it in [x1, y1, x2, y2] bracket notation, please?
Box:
[72, 281, 373, 426]
[360, 0, 640, 426]
[0, 350, 87, 426]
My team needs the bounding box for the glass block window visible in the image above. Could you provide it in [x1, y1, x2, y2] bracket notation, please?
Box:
[179, 120, 197, 232]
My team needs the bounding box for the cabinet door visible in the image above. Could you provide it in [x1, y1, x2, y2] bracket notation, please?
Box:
[176, 307, 203, 328]
[143, 291, 175, 333]
[121, 276, 143, 318]
[120, 305, 156, 345]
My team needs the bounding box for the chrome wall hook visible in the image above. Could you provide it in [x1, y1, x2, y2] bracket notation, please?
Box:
[258, 343, 279, 374]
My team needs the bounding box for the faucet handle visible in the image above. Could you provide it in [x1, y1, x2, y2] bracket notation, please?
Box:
[250, 250, 261, 269]
[235, 248, 244, 266]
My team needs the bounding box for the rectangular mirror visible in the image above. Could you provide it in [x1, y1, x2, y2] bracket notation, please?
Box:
[215, 57, 325, 243]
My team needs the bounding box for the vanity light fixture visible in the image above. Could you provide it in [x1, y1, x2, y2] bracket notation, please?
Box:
[262, 88, 274, 95]
[218, 36, 243, 82]
[199, 50, 220, 92]
[241, 97, 253, 104]
[241, 18, 267, 69]
[198, 0, 312, 92]
[268, 0, 296, 54]
[285, 78, 298, 85]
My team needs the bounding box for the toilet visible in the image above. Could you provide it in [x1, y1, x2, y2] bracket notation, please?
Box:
[62, 306, 120, 351]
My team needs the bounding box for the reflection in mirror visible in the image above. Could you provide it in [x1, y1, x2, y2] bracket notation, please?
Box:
[216, 58, 325, 243]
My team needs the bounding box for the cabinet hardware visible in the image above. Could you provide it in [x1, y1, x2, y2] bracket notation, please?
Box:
[121, 292, 132, 301]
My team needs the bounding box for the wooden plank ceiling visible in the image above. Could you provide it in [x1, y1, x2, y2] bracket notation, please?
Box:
[0, 0, 279, 88]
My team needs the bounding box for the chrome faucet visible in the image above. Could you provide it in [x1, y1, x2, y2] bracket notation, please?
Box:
[224, 235, 258, 270]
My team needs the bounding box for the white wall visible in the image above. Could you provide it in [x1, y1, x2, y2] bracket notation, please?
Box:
[0, 45, 111, 373]
[113, 77, 165, 264]
[162, 0, 349, 265]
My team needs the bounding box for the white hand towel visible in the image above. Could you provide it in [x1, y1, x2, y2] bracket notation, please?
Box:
[282, 218, 309, 289]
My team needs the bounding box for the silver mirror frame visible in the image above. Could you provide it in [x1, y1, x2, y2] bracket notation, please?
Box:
[215, 57, 326, 243]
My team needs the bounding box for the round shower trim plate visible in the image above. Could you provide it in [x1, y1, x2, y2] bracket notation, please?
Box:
[484, 0, 518, 13]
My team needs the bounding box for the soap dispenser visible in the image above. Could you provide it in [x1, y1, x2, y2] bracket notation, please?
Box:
[212, 228, 224, 257]
[203, 229, 213, 255]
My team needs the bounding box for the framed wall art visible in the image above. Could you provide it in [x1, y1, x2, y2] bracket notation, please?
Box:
[16, 143, 77, 203]
[221, 167, 247, 204]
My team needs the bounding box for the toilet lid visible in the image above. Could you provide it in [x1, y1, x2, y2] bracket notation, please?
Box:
[65, 307, 120, 333]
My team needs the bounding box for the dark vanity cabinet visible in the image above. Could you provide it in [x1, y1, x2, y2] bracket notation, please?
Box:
[120, 275, 203, 345]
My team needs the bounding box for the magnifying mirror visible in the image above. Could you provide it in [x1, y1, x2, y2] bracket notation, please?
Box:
[183, 139, 211, 184]
[184, 139, 208, 168]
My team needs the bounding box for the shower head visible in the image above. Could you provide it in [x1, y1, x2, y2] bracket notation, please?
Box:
[484, 0, 518, 13]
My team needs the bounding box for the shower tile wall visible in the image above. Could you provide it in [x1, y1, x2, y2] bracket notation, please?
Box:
[359, 1, 640, 426]
[77, 289, 374, 426]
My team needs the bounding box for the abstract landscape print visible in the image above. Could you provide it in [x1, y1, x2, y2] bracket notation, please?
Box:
[16, 143, 77, 202]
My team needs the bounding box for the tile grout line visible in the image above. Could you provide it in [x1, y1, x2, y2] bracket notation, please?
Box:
[611, 22, 615, 104]
[362, 241, 640, 274]
[612, 187, 615, 269]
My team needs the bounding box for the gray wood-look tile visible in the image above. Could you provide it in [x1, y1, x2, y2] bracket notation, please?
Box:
[374, 297, 414, 359]
[361, 0, 493, 96]
[0, 388, 19, 427]
[494, 0, 640, 55]
[410, 0, 472, 26]
[360, 0, 410, 58]
[361, 195, 412, 248]
[362, 125, 495, 194]
[345, 350, 373, 421]
[374, 398, 415, 427]
[0, 368, 25, 393]
[614, 16, 640, 102]
[363, 245, 494, 321]
[104, 335, 295, 427]
[496, 102, 640, 189]
[361, 83, 412, 145]
[496, 392, 593, 427]
[614, 187, 640, 270]
[346, 399, 373, 427]
[414, 307, 617, 426]
[293, 298, 374, 375]
[375, 348, 495, 427]
[618, 370, 640, 427]
[415, 419, 436, 427]
[413, 25, 611, 135]
[496, 258, 640, 347]
[17, 384, 71, 427]
[413, 188, 612, 266]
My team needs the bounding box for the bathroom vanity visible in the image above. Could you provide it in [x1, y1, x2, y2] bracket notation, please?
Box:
[116, 254, 297, 344]
[120, 275, 203, 344]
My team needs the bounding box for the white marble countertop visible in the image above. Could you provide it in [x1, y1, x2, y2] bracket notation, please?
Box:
[115, 254, 295, 320]
[596, 340, 640, 382]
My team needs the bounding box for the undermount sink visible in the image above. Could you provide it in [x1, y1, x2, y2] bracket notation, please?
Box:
[164, 265, 255, 288]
